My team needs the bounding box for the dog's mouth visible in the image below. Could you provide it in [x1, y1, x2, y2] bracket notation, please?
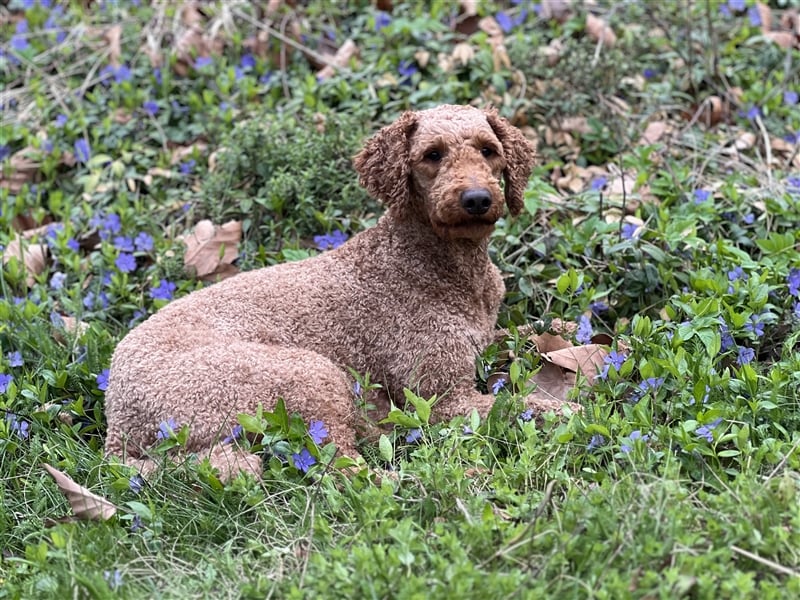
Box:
[432, 219, 497, 241]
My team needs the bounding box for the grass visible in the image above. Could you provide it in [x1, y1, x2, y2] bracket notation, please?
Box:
[2, 0, 800, 597]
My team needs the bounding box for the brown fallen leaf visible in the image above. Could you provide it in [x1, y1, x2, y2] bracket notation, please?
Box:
[104, 25, 122, 66]
[539, 0, 572, 23]
[764, 31, 795, 49]
[2, 236, 49, 287]
[529, 361, 576, 405]
[459, 0, 478, 17]
[43, 464, 117, 522]
[586, 13, 616, 47]
[542, 343, 608, 385]
[317, 39, 358, 80]
[640, 121, 668, 145]
[0, 148, 40, 194]
[181, 220, 242, 281]
[755, 2, 772, 33]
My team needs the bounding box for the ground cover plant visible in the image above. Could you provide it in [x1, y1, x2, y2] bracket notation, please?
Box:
[2, 0, 800, 597]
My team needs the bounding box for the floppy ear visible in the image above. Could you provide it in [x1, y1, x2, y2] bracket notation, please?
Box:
[484, 109, 536, 216]
[353, 111, 418, 207]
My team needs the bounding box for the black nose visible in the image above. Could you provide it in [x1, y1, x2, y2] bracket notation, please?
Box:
[460, 188, 492, 215]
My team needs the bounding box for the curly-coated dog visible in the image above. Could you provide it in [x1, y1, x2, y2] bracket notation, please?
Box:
[104, 104, 574, 480]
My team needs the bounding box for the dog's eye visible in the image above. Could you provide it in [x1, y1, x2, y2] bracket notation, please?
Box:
[481, 147, 496, 158]
[424, 150, 442, 162]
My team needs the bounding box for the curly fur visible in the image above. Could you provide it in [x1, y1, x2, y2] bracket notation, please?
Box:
[104, 104, 572, 481]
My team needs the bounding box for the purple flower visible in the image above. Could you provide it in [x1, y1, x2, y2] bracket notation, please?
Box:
[222, 424, 243, 444]
[134, 232, 154, 252]
[0, 373, 13, 394]
[746, 5, 761, 26]
[179, 159, 196, 175]
[744, 313, 766, 337]
[587, 434, 605, 451]
[153, 67, 162, 85]
[576, 315, 592, 344]
[292, 448, 316, 473]
[621, 430, 650, 454]
[149, 279, 176, 301]
[397, 60, 418, 82]
[74, 138, 91, 163]
[113, 235, 134, 252]
[519, 408, 534, 422]
[728, 266, 745, 282]
[308, 420, 329, 445]
[590, 176, 607, 191]
[55, 114, 68, 127]
[695, 418, 723, 443]
[0, 145, 11, 162]
[143, 100, 159, 116]
[405, 428, 422, 443]
[240, 53, 256, 69]
[462, 425, 473, 435]
[785, 91, 799, 106]
[631, 377, 665, 403]
[5, 412, 29, 440]
[195, 56, 213, 69]
[314, 230, 348, 250]
[720, 320, 735, 351]
[115, 64, 132, 84]
[589, 301, 608, 316]
[129, 474, 144, 493]
[728, 0, 746, 11]
[156, 418, 179, 440]
[67, 238, 80, 252]
[693, 189, 710, 204]
[793, 301, 800, 320]
[742, 213, 755, 225]
[745, 105, 761, 121]
[11, 20, 30, 52]
[788, 268, 800, 297]
[115, 252, 137, 273]
[131, 514, 143, 532]
[96, 369, 110, 391]
[491, 377, 506, 395]
[787, 177, 800, 194]
[84, 290, 109, 310]
[375, 11, 392, 31]
[128, 309, 146, 328]
[643, 68, 656, 79]
[495, 11, 514, 33]
[6, 351, 23, 367]
[736, 346, 755, 366]
[606, 350, 627, 371]
[621, 222, 639, 240]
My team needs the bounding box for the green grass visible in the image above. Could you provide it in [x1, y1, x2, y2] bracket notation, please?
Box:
[2, 0, 800, 597]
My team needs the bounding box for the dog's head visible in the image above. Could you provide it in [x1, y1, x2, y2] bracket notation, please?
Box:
[353, 105, 536, 241]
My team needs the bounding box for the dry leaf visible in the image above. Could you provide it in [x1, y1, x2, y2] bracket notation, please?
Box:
[586, 14, 616, 47]
[317, 39, 358, 80]
[182, 220, 242, 281]
[459, 0, 478, 17]
[181, 1, 205, 27]
[51, 315, 90, 343]
[528, 361, 577, 405]
[451, 42, 474, 66]
[2, 236, 48, 287]
[0, 148, 40, 194]
[43, 464, 117, 522]
[755, 2, 772, 33]
[104, 25, 122, 66]
[478, 16, 503, 38]
[543, 343, 608, 385]
[764, 31, 795, 49]
[170, 142, 208, 165]
[639, 121, 668, 144]
[539, 0, 572, 23]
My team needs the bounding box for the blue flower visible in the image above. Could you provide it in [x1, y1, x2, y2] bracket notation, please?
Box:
[736, 346, 755, 366]
[621, 430, 650, 454]
[5, 412, 29, 439]
[113, 235, 134, 252]
[292, 448, 316, 473]
[397, 60, 418, 82]
[240, 53, 256, 69]
[745, 105, 761, 121]
[134, 232, 154, 252]
[153, 67, 162, 85]
[375, 11, 392, 31]
[785, 91, 799, 106]
[67, 237, 80, 252]
[590, 176, 607, 191]
[195, 56, 213, 69]
[0, 373, 13, 394]
[606, 350, 627, 371]
[693, 189, 710, 204]
[789, 177, 800, 194]
[495, 11, 514, 33]
[143, 100, 158, 116]
[84, 290, 109, 310]
[746, 5, 761, 26]
[587, 434, 605, 451]
[115, 252, 137, 273]
[0, 145, 11, 162]
[54, 113, 68, 127]
[727, 266, 745, 282]
[313, 230, 348, 250]
[308, 420, 328, 445]
[233, 66, 245, 81]
[7, 351, 23, 367]
[74, 138, 91, 163]
[96, 369, 110, 391]
[576, 315, 592, 344]
[744, 313, 766, 337]
[11, 20, 30, 52]
[131, 514, 142, 532]
[793, 301, 800, 320]
[462, 425, 473, 435]
[621, 222, 640, 240]
[519, 408, 534, 422]
[589, 300, 608, 316]
[728, 0, 746, 11]
[695, 418, 723, 443]
[103, 569, 122, 591]
[129, 474, 144, 493]
[742, 213, 755, 225]
[179, 159, 196, 175]
[643, 68, 656, 79]
[631, 377, 665, 403]
[405, 428, 422, 443]
[222, 424, 243, 444]
[156, 418, 179, 440]
[150, 279, 176, 301]
[788, 268, 800, 297]
[115, 64, 132, 84]
[491, 377, 506, 395]
[719, 320, 735, 351]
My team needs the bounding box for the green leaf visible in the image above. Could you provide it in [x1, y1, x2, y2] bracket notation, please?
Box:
[379, 434, 393, 462]
[380, 409, 421, 428]
[237, 413, 264, 434]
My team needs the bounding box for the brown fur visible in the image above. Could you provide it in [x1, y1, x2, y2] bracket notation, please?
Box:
[104, 105, 573, 481]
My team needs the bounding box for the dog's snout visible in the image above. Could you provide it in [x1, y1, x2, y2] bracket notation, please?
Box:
[460, 188, 493, 216]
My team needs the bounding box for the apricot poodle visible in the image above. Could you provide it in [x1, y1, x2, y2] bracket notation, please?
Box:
[104, 104, 575, 480]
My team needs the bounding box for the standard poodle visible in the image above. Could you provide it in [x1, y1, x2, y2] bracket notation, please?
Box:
[104, 104, 576, 480]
